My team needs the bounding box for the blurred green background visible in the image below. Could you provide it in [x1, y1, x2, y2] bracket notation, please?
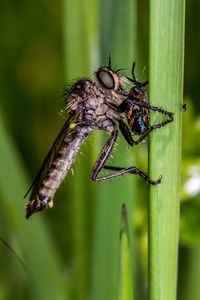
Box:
[0, 1, 199, 300]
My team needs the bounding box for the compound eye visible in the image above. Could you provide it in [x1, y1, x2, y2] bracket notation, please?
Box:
[97, 70, 115, 89]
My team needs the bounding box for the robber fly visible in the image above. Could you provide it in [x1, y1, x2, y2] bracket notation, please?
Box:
[25, 61, 173, 218]
[25, 61, 129, 218]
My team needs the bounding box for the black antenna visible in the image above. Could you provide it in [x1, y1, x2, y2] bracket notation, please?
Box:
[142, 80, 148, 87]
[125, 61, 138, 84]
[131, 62, 136, 81]
[115, 68, 126, 73]
[130, 61, 148, 87]
[108, 55, 112, 68]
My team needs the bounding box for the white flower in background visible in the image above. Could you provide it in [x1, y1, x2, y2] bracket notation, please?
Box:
[184, 165, 200, 196]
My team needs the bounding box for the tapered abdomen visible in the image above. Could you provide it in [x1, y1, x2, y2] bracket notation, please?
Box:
[26, 125, 93, 218]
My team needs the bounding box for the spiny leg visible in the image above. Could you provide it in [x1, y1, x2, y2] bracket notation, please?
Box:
[129, 100, 174, 124]
[118, 120, 134, 146]
[103, 165, 162, 185]
[146, 104, 174, 125]
[133, 127, 153, 145]
[119, 116, 171, 147]
[131, 118, 173, 146]
[119, 111, 172, 147]
[118, 119, 152, 148]
[125, 101, 174, 145]
[141, 104, 174, 141]
[91, 129, 161, 184]
[91, 129, 118, 181]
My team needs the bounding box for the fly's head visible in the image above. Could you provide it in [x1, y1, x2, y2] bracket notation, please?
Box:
[96, 66, 130, 91]
[95, 63, 130, 106]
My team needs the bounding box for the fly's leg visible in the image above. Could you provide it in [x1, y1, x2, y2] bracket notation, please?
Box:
[132, 101, 174, 128]
[91, 129, 118, 181]
[118, 120, 134, 146]
[131, 120, 171, 146]
[118, 119, 157, 148]
[119, 117, 171, 147]
[91, 129, 161, 184]
[134, 106, 174, 145]
[103, 166, 161, 185]
[124, 101, 174, 145]
[147, 104, 174, 128]
[131, 127, 153, 145]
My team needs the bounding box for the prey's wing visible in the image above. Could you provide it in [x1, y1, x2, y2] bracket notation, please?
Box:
[24, 112, 79, 200]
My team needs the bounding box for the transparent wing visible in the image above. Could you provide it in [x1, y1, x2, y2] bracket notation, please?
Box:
[24, 112, 79, 200]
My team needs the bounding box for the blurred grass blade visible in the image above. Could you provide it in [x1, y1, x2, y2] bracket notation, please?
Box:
[179, 247, 200, 300]
[91, 1, 137, 299]
[110, 0, 136, 66]
[118, 204, 134, 300]
[149, 0, 185, 299]
[0, 107, 68, 299]
[63, 0, 99, 298]
[63, 0, 99, 78]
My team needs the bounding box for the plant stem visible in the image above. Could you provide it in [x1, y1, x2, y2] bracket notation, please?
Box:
[62, 0, 99, 298]
[90, 1, 137, 299]
[149, 0, 185, 299]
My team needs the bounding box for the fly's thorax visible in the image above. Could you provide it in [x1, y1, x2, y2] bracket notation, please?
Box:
[65, 76, 126, 133]
[84, 87, 124, 130]
[67, 79, 95, 113]
[94, 75, 127, 107]
[67, 79, 113, 116]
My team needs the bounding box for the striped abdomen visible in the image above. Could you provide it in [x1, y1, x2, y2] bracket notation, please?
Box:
[26, 125, 93, 218]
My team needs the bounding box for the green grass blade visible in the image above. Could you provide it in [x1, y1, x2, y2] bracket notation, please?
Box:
[110, 0, 136, 65]
[62, 0, 99, 298]
[149, 0, 185, 299]
[179, 247, 200, 300]
[63, 0, 99, 77]
[118, 204, 134, 300]
[91, 1, 137, 299]
[0, 107, 68, 300]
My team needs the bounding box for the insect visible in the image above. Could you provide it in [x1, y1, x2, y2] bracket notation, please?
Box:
[25, 63, 128, 218]
[25, 61, 173, 218]
[101, 62, 174, 181]
[115, 62, 174, 147]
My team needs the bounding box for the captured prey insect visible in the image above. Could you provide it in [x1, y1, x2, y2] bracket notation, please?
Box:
[25, 62, 173, 218]
[114, 62, 174, 146]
